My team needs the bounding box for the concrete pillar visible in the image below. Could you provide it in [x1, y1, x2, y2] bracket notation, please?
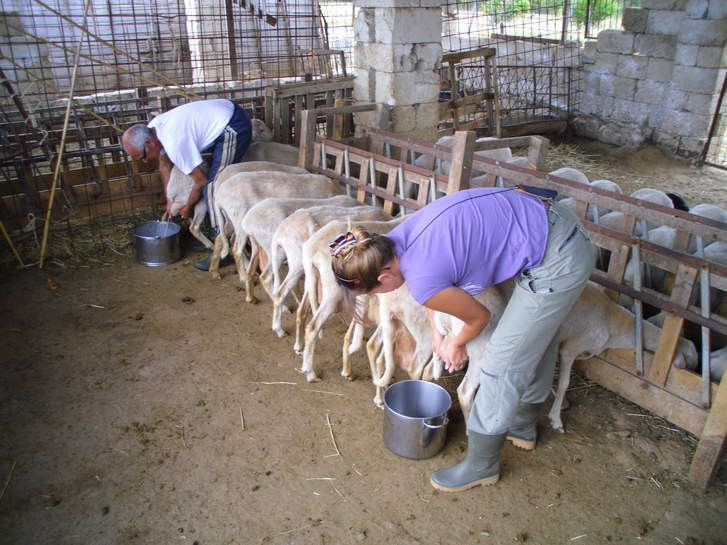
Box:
[353, 0, 442, 141]
[184, 0, 233, 83]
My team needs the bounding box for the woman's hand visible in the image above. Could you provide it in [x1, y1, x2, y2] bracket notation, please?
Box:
[442, 339, 469, 373]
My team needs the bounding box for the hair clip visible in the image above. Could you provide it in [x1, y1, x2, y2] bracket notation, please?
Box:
[329, 231, 357, 258]
[333, 272, 360, 288]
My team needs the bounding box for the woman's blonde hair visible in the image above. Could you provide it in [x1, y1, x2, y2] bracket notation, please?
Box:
[329, 227, 395, 292]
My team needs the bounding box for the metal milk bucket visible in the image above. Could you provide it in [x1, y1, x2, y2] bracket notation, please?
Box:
[383, 380, 452, 460]
[133, 221, 181, 267]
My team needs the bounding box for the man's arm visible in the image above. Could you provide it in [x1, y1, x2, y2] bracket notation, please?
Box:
[424, 287, 491, 372]
[180, 165, 209, 218]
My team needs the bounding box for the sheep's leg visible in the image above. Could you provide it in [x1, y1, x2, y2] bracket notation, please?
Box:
[548, 354, 576, 433]
[209, 233, 225, 280]
[348, 321, 365, 355]
[189, 220, 214, 250]
[294, 290, 309, 354]
[299, 294, 340, 382]
[244, 243, 259, 304]
[258, 263, 274, 300]
[373, 349, 386, 407]
[272, 268, 303, 338]
[366, 326, 382, 377]
[372, 316, 397, 389]
[340, 319, 356, 381]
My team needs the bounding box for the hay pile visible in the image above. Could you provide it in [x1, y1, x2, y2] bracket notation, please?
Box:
[1, 211, 159, 271]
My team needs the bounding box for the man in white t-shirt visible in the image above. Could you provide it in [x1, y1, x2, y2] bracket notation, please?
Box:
[122, 99, 252, 220]
[122, 99, 252, 269]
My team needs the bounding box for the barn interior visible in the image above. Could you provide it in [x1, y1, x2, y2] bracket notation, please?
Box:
[1, 0, 726, 543]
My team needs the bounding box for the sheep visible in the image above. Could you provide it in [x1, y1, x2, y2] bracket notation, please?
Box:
[215, 161, 308, 188]
[709, 347, 726, 382]
[433, 281, 698, 433]
[239, 195, 362, 304]
[165, 161, 309, 251]
[551, 168, 590, 216]
[242, 141, 299, 166]
[587, 179, 622, 222]
[166, 166, 214, 250]
[298, 218, 403, 382]
[250, 118, 273, 142]
[269, 203, 391, 341]
[548, 282, 697, 432]
[209, 172, 343, 280]
[689, 203, 727, 225]
[630, 188, 675, 236]
[365, 284, 443, 406]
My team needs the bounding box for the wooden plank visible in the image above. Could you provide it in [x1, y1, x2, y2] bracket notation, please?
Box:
[333, 98, 346, 140]
[297, 110, 316, 170]
[442, 47, 497, 64]
[575, 356, 708, 437]
[689, 376, 727, 490]
[648, 264, 698, 386]
[446, 131, 475, 194]
[356, 157, 370, 203]
[382, 166, 398, 216]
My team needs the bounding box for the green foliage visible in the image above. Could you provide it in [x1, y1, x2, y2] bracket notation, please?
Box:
[573, 0, 621, 27]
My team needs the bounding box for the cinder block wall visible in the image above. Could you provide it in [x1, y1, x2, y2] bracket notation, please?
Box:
[573, 0, 726, 160]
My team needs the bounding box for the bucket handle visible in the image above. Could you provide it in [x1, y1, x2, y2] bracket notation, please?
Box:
[423, 415, 449, 430]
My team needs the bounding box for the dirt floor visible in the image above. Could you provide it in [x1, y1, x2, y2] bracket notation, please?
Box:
[1, 140, 726, 545]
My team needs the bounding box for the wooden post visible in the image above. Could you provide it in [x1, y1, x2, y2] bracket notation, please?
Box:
[647, 264, 698, 386]
[298, 109, 316, 170]
[224, 0, 239, 80]
[527, 136, 550, 171]
[446, 130, 475, 194]
[333, 98, 346, 140]
[689, 377, 727, 490]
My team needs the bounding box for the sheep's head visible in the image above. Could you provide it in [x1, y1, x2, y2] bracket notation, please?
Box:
[251, 119, 273, 142]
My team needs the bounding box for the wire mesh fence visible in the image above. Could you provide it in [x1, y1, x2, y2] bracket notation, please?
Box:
[2, 0, 652, 266]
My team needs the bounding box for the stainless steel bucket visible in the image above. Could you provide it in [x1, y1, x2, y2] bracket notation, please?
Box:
[383, 380, 452, 460]
[133, 221, 181, 267]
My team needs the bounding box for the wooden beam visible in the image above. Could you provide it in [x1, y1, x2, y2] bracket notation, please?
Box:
[689, 376, 727, 490]
[298, 110, 316, 170]
[446, 131, 475, 194]
[648, 264, 698, 386]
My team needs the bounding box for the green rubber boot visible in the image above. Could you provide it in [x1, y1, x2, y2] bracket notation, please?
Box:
[506, 402, 545, 451]
[430, 432, 506, 492]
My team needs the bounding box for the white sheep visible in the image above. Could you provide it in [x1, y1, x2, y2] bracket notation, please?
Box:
[166, 166, 214, 249]
[209, 172, 343, 280]
[434, 281, 698, 433]
[165, 161, 309, 251]
[239, 195, 362, 303]
[243, 141, 299, 166]
[269, 203, 391, 341]
[250, 118, 273, 142]
[215, 161, 308, 188]
[298, 218, 403, 382]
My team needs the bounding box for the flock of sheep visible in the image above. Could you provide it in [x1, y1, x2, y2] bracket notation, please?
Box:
[164, 130, 726, 436]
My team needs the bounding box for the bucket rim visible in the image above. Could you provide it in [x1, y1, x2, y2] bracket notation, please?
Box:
[133, 220, 181, 240]
[383, 379, 452, 421]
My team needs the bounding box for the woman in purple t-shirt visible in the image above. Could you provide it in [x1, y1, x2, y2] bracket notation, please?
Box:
[330, 187, 595, 492]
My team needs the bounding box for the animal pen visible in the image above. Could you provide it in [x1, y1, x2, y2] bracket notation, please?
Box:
[1, 0, 726, 492]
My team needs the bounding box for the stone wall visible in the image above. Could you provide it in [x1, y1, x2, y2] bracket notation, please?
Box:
[353, 0, 442, 141]
[573, 0, 726, 160]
